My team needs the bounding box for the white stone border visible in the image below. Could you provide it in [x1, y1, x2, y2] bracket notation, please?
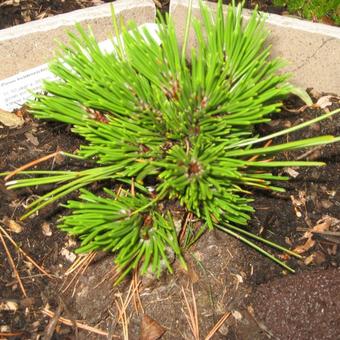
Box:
[170, 0, 340, 39]
[170, 0, 340, 94]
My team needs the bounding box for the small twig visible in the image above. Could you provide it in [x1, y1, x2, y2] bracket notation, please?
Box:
[0, 232, 27, 297]
[43, 304, 64, 340]
[42, 308, 116, 337]
[4, 150, 63, 181]
[0, 226, 53, 278]
[60, 298, 79, 340]
[205, 312, 231, 340]
[180, 212, 193, 244]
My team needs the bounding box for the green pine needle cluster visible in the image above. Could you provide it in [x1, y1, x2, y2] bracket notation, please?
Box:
[4, 0, 340, 282]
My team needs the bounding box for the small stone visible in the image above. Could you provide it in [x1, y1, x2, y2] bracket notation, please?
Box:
[41, 222, 52, 236]
[60, 248, 77, 263]
[285, 168, 299, 178]
[0, 325, 11, 332]
[24, 132, 39, 146]
[0, 301, 19, 311]
[4, 218, 23, 234]
[320, 200, 333, 209]
[232, 310, 242, 321]
[0, 109, 24, 128]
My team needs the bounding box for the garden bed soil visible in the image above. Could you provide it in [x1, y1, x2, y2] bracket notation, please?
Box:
[0, 92, 339, 339]
[0, 0, 114, 29]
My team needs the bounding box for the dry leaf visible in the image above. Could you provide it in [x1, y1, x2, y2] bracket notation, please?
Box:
[294, 217, 333, 254]
[0, 108, 24, 128]
[294, 238, 316, 254]
[290, 195, 303, 218]
[304, 253, 315, 265]
[140, 314, 166, 340]
[316, 95, 334, 109]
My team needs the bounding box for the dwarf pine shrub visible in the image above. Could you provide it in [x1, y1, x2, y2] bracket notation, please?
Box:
[5, 0, 340, 281]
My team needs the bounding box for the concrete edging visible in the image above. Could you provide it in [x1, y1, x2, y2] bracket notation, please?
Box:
[0, 0, 156, 80]
[170, 0, 340, 94]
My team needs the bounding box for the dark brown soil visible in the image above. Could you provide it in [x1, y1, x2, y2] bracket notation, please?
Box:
[0, 92, 339, 339]
[0, 0, 115, 29]
[248, 268, 340, 340]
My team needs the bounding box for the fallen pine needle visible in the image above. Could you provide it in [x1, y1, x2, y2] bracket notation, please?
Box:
[4, 150, 62, 181]
[181, 285, 199, 340]
[0, 225, 53, 279]
[0, 231, 27, 297]
[132, 269, 144, 314]
[114, 278, 143, 339]
[205, 312, 231, 340]
[180, 212, 193, 244]
[115, 294, 129, 340]
[61, 252, 95, 294]
[42, 308, 117, 337]
[0, 332, 24, 337]
[247, 140, 272, 162]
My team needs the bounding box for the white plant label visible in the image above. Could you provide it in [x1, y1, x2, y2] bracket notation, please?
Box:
[0, 65, 56, 111]
[0, 23, 160, 112]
